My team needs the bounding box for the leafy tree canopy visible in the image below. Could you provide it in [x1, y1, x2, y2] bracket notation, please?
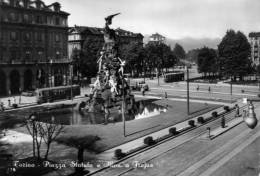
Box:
[218, 30, 252, 78]
[173, 43, 186, 59]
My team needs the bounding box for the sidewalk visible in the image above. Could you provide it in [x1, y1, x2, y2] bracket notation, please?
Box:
[0, 87, 91, 112]
[201, 117, 244, 140]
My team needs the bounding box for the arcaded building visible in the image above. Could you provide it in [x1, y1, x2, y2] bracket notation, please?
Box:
[0, 0, 71, 96]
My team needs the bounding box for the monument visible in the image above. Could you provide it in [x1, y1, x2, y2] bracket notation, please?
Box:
[82, 13, 134, 115]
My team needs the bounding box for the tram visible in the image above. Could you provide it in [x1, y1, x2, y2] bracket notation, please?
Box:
[164, 72, 185, 83]
[35, 85, 80, 104]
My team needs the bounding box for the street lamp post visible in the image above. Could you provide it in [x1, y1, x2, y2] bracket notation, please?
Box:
[187, 67, 190, 115]
[230, 76, 233, 103]
[70, 63, 73, 101]
[122, 77, 126, 137]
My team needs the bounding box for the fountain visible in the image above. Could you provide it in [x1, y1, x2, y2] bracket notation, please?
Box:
[83, 13, 134, 114]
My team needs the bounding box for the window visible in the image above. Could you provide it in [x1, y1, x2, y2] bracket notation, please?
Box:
[10, 47, 19, 60]
[55, 34, 60, 42]
[10, 31, 17, 41]
[23, 14, 29, 23]
[24, 32, 31, 41]
[24, 49, 31, 60]
[37, 48, 44, 61]
[9, 12, 16, 21]
[36, 15, 42, 24]
[55, 49, 61, 59]
[36, 32, 44, 41]
[55, 17, 60, 25]
[0, 47, 5, 61]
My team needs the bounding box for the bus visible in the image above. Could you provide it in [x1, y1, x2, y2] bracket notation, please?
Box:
[164, 72, 185, 83]
[35, 85, 80, 104]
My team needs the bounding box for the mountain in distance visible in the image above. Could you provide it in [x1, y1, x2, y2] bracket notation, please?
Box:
[143, 35, 221, 52]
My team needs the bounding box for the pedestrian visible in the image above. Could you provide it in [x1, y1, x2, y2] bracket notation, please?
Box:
[141, 87, 145, 96]
[19, 95, 21, 104]
[197, 85, 199, 91]
[208, 86, 211, 93]
[165, 92, 167, 99]
[0, 102, 4, 112]
[221, 116, 225, 128]
[8, 99, 11, 107]
[242, 109, 247, 120]
[235, 104, 240, 117]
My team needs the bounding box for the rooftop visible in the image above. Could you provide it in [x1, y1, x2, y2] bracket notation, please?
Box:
[0, 0, 69, 15]
[249, 32, 260, 38]
[69, 25, 143, 38]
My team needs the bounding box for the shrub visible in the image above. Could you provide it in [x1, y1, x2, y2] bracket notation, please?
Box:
[114, 149, 126, 159]
[188, 120, 195, 127]
[197, 117, 204, 124]
[144, 136, 155, 146]
[12, 104, 18, 108]
[169, 127, 178, 135]
[212, 111, 218, 118]
[223, 106, 230, 112]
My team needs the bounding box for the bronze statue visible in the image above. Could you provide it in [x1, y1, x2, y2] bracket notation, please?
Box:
[84, 13, 132, 117]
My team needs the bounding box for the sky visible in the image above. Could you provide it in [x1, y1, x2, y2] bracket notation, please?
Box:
[44, 0, 260, 39]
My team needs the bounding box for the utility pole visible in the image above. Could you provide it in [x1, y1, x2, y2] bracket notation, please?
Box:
[230, 76, 232, 103]
[187, 67, 190, 115]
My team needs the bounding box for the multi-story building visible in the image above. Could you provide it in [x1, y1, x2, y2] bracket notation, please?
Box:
[68, 25, 144, 59]
[249, 32, 260, 66]
[149, 33, 166, 44]
[0, 0, 70, 96]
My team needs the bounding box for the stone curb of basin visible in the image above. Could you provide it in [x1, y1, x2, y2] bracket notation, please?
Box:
[0, 95, 87, 112]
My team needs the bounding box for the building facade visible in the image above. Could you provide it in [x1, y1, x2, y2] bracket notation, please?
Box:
[149, 33, 166, 44]
[249, 32, 260, 66]
[0, 0, 70, 96]
[68, 26, 144, 59]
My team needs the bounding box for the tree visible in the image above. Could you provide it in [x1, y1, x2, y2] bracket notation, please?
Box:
[119, 42, 144, 77]
[38, 119, 64, 160]
[197, 47, 218, 77]
[144, 43, 176, 75]
[186, 49, 200, 63]
[25, 114, 63, 160]
[218, 30, 252, 81]
[80, 37, 103, 79]
[56, 135, 100, 174]
[173, 43, 186, 60]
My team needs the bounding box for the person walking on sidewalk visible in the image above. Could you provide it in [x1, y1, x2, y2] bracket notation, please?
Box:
[235, 104, 240, 117]
[208, 86, 211, 93]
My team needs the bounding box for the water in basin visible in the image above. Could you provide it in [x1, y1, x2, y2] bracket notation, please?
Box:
[36, 99, 167, 125]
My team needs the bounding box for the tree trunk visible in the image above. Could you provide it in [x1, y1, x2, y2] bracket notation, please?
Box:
[44, 143, 51, 160]
[76, 148, 84, 173]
